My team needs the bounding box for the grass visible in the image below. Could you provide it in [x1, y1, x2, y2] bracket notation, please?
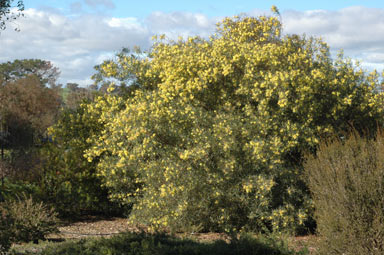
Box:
[9, 231, 310, 255]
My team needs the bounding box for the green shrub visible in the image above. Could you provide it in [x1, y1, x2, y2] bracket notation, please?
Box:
[0, 177, 39, 202]
[304, 131, 384, 255]
[1, 195, 59, 245]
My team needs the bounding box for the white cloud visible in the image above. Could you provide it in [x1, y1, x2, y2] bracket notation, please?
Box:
[0, 8, 218, 86]
[282, 6, 384, 61]
[1, 6, 384, 86]
[145, 11, 217, 40]
[0, 8, 151, 86]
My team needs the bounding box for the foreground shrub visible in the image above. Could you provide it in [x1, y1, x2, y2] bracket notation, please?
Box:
[85, 11, 383, 233]
[304, 131, 384, 254]
[1, 195, 59, 245]
[38, 231, 304, 255]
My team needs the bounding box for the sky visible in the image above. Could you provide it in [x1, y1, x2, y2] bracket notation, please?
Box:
[1, 0, 384, 86]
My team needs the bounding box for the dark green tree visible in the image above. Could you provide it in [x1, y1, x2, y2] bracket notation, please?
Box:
[0, 59, 60, 88]
[0, 0, 24, 31]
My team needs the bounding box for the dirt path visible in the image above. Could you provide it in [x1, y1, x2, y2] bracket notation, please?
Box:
[48, 217, 135, 239]
[48, 216, 229, 243]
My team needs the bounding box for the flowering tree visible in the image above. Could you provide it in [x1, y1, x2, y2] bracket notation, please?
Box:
[85, 13, 383, 233]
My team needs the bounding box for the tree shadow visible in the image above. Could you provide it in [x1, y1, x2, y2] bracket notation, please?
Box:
[39, 231, 304, 255]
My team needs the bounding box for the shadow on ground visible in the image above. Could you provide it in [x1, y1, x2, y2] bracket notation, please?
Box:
[11, 231, 308, 255]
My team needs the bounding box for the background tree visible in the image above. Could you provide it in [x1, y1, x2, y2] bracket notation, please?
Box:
[0, 59, 61, 180]
[0, 59, 60, 88]
[92, 47, 156, 97]
[63, 83, 95, 109]
[0, 59, 61, 149]
[0, 0, 24, 31]
[0, 75, 61, 139]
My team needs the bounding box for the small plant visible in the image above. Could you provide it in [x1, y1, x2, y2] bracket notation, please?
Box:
[304, 131, 384, 255]
[0, 205, 13, 253]
[1, 195, 59, 245]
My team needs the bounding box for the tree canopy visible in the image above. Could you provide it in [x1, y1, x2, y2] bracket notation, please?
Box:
[0, 59, 61, 179]
[0, 59, 60, 88]
[0, 0, 24, 31]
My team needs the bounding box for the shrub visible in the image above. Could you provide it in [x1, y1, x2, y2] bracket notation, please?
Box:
[0, 177, 39, 202]
[1, 195, 59, 244]
[304, 131, 384, 254]
[0, 205, 13, 253]
[39, 103, 123, 217]
[85, 12, 384, 233]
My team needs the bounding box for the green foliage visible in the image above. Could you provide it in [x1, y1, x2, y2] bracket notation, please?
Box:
[0, 177, 39, 202]
[36, 231, 303, 255]
[0, 195, 58, 252]
[0, 0, 24, 31]
[85, 13, 384, 234]
[39, 101, 123, 216]
[91, 47, 155, 94]
[304, 131, 384, 254]
[0, 59, 60, 87]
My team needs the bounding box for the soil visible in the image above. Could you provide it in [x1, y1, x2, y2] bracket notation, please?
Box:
[288, 235, 319, 254]
[47, 216, 230, 243]
[48, 216, 136, 240]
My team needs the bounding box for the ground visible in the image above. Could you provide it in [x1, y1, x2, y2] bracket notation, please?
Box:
[49, 216, 135, 240]
[48, 216, 231, 242]
[12, 216, 319, 254]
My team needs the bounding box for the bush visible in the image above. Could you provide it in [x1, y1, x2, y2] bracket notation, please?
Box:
[0, 177, 39, 202]
[1, 195, 59, 245]
[39, 103, 123, 217]
[304, 131, 384, 254]
[0, 178, 44, 253]
[85, 12, 384, 234]
[0, 206, 13, 253]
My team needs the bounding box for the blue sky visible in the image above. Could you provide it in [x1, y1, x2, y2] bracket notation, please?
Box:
[1, 0, 384, 86]
[27, 0, 384, 17]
